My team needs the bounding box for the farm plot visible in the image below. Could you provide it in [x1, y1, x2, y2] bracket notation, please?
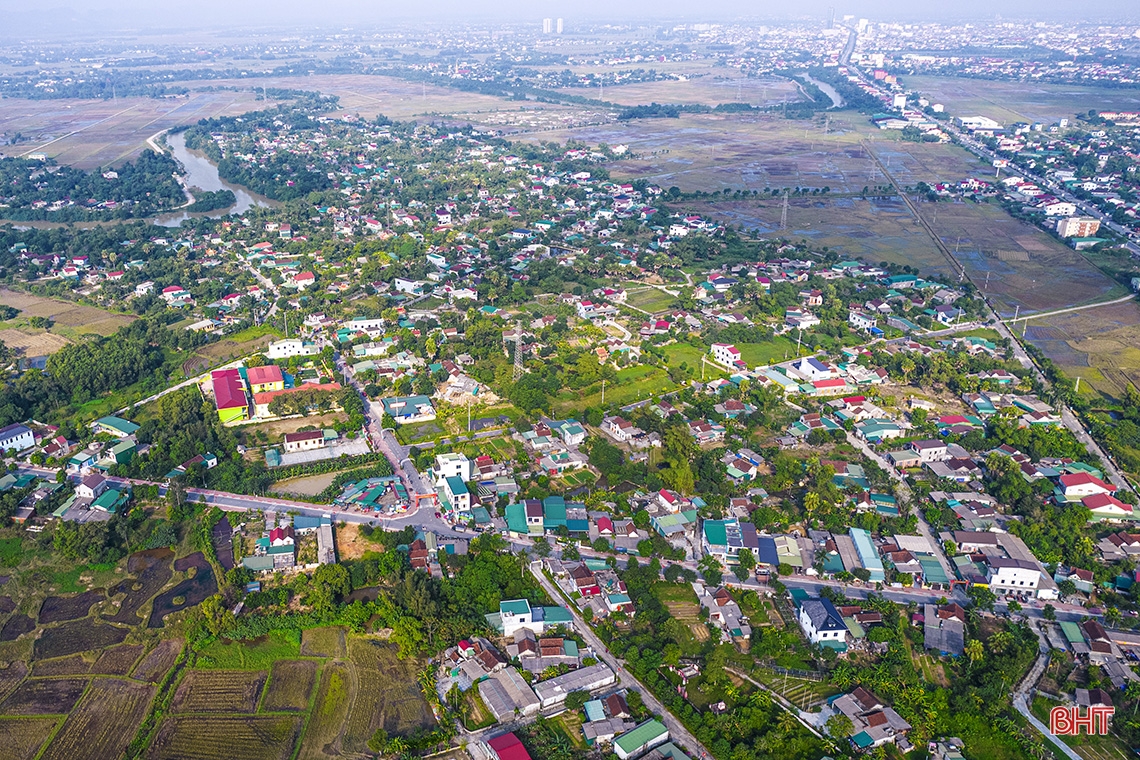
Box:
[300, 627, 346, 659]
[39, 678, 156, 760]
[32, 654, 92, 677]
[92, 643, 145, 676]
[148, 552, 217, 628]
[0, 678, 88, 715]
[295, 663, 352, 760]
[0, 614, 34, 642]
[212, 519, 235, 571]
[0, 661, 28, 702]
[652, 582, 705, 640]
[0, 716, 59, 760]
[38, 589, 105, 624]
[1023, 300, 1140, 399]
[929, 201, 1122, 316]
[34, 621, 127, 660]
[341, 639, 434, 754]
[131, 639, 184, 683]
[0, 329, 71, 358]
[147, 714, 303, 760]
[195, 631, 301, 671]
[0, 290, 135, 341]
[171, 670, 267, 714]
[104, 548, 174, 625]
[261, 660, 318, 713]
[625, 287, 680, 314]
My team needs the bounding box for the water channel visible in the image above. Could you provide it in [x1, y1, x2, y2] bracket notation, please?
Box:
[802, 75, 845, 110]
[154, 131, 274, 227]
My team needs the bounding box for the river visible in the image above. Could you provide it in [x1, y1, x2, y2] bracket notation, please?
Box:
[154, 132, 273, 227]
[803, 75, 844, 110]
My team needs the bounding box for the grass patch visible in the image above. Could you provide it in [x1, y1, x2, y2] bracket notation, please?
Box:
[51, 562, 117, 593]
[0, 537, 23, 568]
[195, 630, 302, 670]
[737, 338, 801, 367]
[554, 365, 675, 415]
[553, 710, 588, 749]
[462, 689, 495, 731]
[625, 287, 680, 313]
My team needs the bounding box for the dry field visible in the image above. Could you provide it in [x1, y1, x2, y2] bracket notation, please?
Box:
[334, 522, 372, 561]
[557, 75, 800, 107]
[924, 201, 1123, 316]
[272, 472, 339, 497]
[903, 76, 1140, 126]
[0, 91, 263, 168]
[1024, 300, 1140, 399]
[189, 74, 515, 122]
[0, 288, 135, 355]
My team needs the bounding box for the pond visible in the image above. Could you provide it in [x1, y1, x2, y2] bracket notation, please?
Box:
[154, 132, 274, 227]
[148, 552, 218, 628]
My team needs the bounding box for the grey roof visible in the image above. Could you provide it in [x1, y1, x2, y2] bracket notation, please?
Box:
[802, 599, 846, 632]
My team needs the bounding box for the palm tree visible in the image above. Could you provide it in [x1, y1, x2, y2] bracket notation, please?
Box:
[965, 638, 984, 664]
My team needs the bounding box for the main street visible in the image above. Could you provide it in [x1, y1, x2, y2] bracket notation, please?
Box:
[529, 563, 714, 760]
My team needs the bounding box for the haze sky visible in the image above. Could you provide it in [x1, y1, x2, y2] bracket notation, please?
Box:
[0, 0, 1135, 38]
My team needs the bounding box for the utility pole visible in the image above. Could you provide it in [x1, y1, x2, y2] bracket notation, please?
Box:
[512, 321, 524, 382]
[601, 379, 606, 405]
[780, 190, 789, 231]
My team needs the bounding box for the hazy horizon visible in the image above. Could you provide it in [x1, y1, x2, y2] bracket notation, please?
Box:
[1, 0, 1136, 40]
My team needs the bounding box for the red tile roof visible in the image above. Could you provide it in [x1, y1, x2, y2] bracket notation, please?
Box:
[211, 369, 247, 410]
[247, 364, 284, 386]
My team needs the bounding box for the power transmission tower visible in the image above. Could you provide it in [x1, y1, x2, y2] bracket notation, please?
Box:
[512, 321, 524, 382]
[780, 190, 789, 231]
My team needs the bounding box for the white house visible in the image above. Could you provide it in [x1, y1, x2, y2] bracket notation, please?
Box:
[1058, 472, 1116, 501]
[907, 439, 950, 462]
[434, 452, 473, 482]
[441, 476, 471, 513]
[710, 343, 742, 367]
[602, 416, 636, 442]
[789, 357, 834, 382]
[986, 557, 1040, 595]
[76, 473, 109, 500]
[798, 598, 848, 646]
[0, 423, 34, 453]
[266, 339, 320, 360]
[283, 430, 325, 453]
[848, 311, 877, 332]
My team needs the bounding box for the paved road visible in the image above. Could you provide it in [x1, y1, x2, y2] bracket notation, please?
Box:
[1003, 293, 1137, 322]
[844, 432, 957, 584]
[529, 563, 713, 759]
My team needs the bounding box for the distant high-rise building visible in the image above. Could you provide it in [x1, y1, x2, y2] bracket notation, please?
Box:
[1057, 217, 1101, 238]
[543, 18, 553, 34]
[828, 6, 835, 29]
[556, 18, 564, 34]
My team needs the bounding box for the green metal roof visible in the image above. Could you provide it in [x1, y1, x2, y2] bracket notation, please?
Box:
[500, 599, 531, 615]
[614, 720, 668, 753]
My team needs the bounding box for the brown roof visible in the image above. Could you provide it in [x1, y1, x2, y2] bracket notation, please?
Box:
[866, 711, 889, 728]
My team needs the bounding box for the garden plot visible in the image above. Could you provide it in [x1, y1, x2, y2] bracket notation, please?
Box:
[261, 660, 318, 713]
[0, 716, 59, 760]
[171, 670, 267, 714]
[147, 714, 303, 760]
[0, 678, 89, 715]
[39, 678, 155, 760]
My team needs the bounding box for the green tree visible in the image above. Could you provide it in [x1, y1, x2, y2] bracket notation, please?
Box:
[826, 713, 854, 739]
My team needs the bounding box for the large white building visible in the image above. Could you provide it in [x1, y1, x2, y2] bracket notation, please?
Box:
[710, 343, 741, 367]
[798, 598, 848, 647]
[0, 423, 34, 453]
[986, 557, 1040, 595]
[266, 339, 320, 360]
[434, 452, 473, 482]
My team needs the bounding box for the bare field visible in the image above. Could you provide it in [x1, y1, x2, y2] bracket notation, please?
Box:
[522, 110, 887, 193]
[0, 91, 263, 168]
[39, 678, 156, 760]
[1024, 300, 1140, 399]
[902, 76, 1140, 127]
[691, 196, 954, 278]
[188, 74, 516, 121]
[926, 201, 1122, 315]
[558, 75, 800, 107]
[0, 289, 135, 350]
[272, 472, 339, 497]
[334, 522, 372, 561]
[239, 413, 344, 443]
[0, 328, 71, 357]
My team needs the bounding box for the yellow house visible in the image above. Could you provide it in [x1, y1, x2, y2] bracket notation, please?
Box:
[247, 364, 285, 394]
